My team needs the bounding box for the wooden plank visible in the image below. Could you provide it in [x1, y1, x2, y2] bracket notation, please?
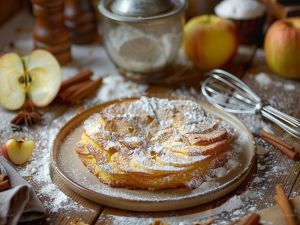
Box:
[236, 195, 300, 225]
[239, 49, 300, 207]
[95, 47, 300, 225]
[243, 50, 300, 208]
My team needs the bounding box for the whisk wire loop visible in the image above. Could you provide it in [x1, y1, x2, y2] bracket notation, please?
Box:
[209, 69, 261, 102]
[201, 69, 300, 139]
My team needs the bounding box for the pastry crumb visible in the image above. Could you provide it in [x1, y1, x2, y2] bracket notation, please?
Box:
[149, 220, 169, 225]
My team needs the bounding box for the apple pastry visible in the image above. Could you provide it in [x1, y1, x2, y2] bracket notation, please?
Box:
[76, 97, 233, 190]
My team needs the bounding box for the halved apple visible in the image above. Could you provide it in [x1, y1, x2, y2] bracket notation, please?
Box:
[0, 50, 61, 110]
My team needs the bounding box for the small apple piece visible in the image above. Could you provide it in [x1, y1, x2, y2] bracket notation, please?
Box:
[1, 139, 35, 165]
[25, 50, 61, 107]
[0, 53, 26, 110]
[183, 15, 239, 71]
[264, 17, 300, 79]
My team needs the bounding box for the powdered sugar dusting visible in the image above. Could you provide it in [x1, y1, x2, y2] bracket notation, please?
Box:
[80, 97, 237, 189]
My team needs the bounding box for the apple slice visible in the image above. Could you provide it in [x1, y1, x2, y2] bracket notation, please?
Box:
[25, 50, 61, 107]
[1, 139, 35, 165]
[0, 53, 26, 110]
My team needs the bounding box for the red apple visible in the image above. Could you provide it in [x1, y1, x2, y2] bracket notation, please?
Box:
[1, 139, 35, 165]
[264, 17, 300, 79]
[183, 15, 240, 71]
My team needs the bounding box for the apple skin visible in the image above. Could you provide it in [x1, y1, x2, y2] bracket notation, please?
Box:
[1, 143, 10, 160]
[264, 17, 300, 79]
[1, 139, 35, 165]
[183, 15, 240, 71]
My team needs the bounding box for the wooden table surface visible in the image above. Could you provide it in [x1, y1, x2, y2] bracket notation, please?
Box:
[1, 11, 300, 225]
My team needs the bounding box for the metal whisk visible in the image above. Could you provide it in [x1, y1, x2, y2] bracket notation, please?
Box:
[201, 69, 300, 139]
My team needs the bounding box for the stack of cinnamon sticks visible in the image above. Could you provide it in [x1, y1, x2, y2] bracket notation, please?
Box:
[0, 174, 10, 192]
[57, 69, 103, 104]
[258, 129, 299, 160]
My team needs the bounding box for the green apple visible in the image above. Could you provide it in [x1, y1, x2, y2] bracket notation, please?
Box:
[0, 49, 61, 110]
[264, 17, 300, 79]
[1, 139, 35, 165]
[183, 15, 240, 71]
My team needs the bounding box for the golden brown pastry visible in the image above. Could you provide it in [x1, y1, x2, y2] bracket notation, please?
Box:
[76, 97, 233, 190]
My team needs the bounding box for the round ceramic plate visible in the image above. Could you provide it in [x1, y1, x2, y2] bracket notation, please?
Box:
[50, 97, 256, 212]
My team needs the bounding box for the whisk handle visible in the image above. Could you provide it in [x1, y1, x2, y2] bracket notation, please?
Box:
[261, 105, 300, 139]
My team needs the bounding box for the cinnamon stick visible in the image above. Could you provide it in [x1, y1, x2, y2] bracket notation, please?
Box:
[59, 80, 92, 101]
[65, 80, 94, 100]
[275, 184, 298, 225]
[60, 69, 93, 91]
[0, 179, 10, 192]
[240, 213, 260, 225]
[260, 135, 299, 160]
[68, 78, 102, 104]
[259, 130, 295, 151]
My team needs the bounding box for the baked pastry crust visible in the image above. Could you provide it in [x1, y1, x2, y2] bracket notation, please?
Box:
[76, 97, 233, 190]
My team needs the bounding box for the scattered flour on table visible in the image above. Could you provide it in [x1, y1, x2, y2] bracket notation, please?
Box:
[0, 70, 298, 224]
[14, 74, 148, 214]
[255, 72, 272, 86]
[255, 72, 296, 91]
[96, 75, 148, 102]
[250, 72, 299, 115]
[222, 195, 244, 212]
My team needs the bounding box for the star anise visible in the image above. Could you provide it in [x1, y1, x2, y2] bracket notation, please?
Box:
[10, 101, 43, 127]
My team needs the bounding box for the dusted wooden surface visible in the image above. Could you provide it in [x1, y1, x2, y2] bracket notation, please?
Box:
[0, 11, 300, 225]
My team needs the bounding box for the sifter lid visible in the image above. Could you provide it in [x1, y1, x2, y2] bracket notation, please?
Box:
[99, 0, 187, 22]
